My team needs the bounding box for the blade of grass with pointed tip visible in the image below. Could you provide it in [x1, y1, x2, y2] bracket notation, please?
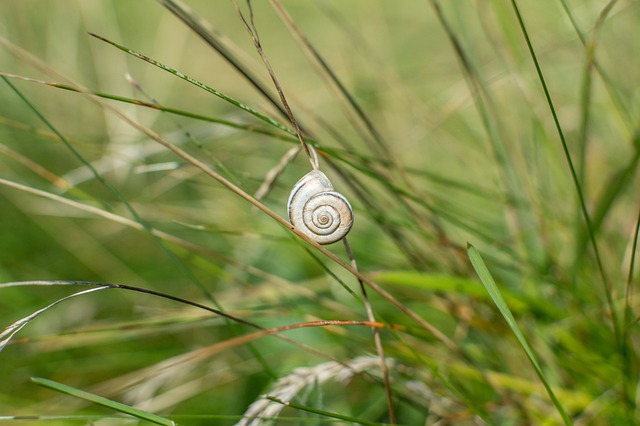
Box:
[467, 243, 572, 426]
[88, 32, 295, 137]
[0, 71, 298, 144]
[31, 377, 175, 426]
[0, 287, 108, 352]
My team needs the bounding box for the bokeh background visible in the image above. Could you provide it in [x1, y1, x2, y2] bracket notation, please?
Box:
[1, 1, 638, 424]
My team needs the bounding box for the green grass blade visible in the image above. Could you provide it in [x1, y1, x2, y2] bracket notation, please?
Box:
[158, 0, 290, 121]
[625, 208, 640, 323]
[558, 0, 634, 132]
[428, 0, 544, 269]
[89, 32, 296, 137]
[509, 0, 619, 345]
[467, 243, 573, 426]
[31, 377, 175, 426]
[0, 71, 299, 145]
[0, 73, 493, 258]
[575, 141, 640, 259]
[1, 74, 223, 312]
[271, 0, 390, 158]
[0, 287, 108, 352]
[622, 207, 640, 411]
[374, 271, 526, 311]
[264, 396, 389, 426]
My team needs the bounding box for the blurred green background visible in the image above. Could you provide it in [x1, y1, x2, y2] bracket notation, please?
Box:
[0, 1, 638, 424]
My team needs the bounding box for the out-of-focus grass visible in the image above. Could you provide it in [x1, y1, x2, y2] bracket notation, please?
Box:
[0, 0, 638, 425]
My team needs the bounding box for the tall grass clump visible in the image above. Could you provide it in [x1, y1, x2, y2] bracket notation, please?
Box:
[0, 1, 638, 425]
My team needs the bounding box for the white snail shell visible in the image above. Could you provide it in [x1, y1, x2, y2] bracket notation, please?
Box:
[287, 170, 353, 245]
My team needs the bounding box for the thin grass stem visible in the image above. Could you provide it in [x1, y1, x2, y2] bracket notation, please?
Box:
[1, 74, 220, 309]
[509, 0, 620, 345]
[344, 237, 395, 423]
[232, 0, 318, 171]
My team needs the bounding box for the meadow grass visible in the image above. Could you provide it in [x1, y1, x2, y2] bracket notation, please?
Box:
[0, 1, 638, 424]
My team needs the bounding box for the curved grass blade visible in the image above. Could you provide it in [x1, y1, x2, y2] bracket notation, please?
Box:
[1, 74, 222, 312]
[1, 279, 398, 401]
[467, 243, 572, 426]
[31, 377, 175, 426]
[0, 287, 108, 352]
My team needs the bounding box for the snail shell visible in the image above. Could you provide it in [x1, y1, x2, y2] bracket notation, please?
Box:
[287, 170, 353, 245]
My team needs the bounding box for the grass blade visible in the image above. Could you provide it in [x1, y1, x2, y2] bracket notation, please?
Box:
[508, 0, 618, 344]
[0, 287, 108, 352]
[31, 377, 176, 426]
[1, 74, 224, 311]
[264, 396, 388, 426]
[84, 33, 453, 264]
[269, 0, 390, 159]
[88, 32, 295, 137]
[158, 0, 289, 120]
[575, 141, 640, 260]
[467, 243, 572, 426]
[558, 0, 634, 133]
[428, 0, 544, 269]
[622, 207, 640, 411]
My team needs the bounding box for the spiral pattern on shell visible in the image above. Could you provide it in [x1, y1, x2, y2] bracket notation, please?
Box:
[288, 170, 353, 245]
